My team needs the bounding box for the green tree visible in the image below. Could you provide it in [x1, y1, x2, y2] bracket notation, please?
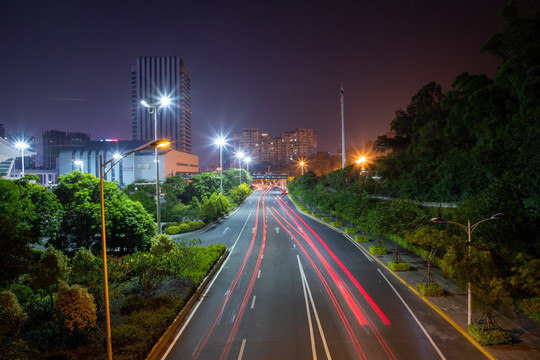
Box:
[0, 180, 35, 286]
[32, 246, 69, 308]
[53, 171, 154, 254]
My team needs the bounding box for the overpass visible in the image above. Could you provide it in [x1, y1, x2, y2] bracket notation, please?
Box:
[250, 172, 289, 180]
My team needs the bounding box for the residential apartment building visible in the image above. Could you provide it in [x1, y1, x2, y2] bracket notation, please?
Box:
[131, 56, 192, 153]
[232, 127, 317, 167]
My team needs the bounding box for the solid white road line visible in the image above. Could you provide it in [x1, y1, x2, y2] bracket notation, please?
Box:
[377, 269, 446, 360]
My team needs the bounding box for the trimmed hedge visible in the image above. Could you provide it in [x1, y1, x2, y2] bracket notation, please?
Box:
[355, 235, 370, 242]
[306, 210, 313, 214]
[369, 246, 387, 255]
[468, 323, 512, 345]
[331, 221, 343, 227]
[313, 213, 322, 218]
[417, 283, 444, 296]
[322, 217, 331, 222]
[389, 261, 410, 271]
[167, 220, 205, 235]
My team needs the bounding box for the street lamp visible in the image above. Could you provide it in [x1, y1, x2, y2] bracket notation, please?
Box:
[431, 213, 504, 325]
[141, 95, 172, 234]
[299, 161, 306, 175]
[356, 156, 367, 171]
[235, 150, 245, 186]
[14, 141, 29, 177]
[74, 160, 83, 172]
[214, 136, 227, 197]
[99, 139, 170, 360]
[244, 156, 252, 174]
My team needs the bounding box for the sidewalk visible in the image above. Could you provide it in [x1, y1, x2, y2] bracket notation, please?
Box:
[305, 213, 540, 360]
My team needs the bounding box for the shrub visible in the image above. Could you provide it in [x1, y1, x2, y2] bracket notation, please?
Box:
[331, 221, 343, 227]
[111, 324, 148, 353]
[150, 234, 175, 255]
[314, 213, 322, 218]
[188, 220, 205, 231]
[55, 283, 97, 332]
[355, 235, 370, 242]
[322, 217, 331, 222]
[369, 246, 387, 255]
[468, 323, 512, 345]
[178, 223, 191, 233]
[166, 225, 180, 235]
[126, 307, 177, 342]
[345, 227, 357, 234]
[417, 283, 444, 296]
[306, 210, 313, 214]
[389, 261, 410, 271]
[299, 206, 307, 211]
[120, 294, 147, 316]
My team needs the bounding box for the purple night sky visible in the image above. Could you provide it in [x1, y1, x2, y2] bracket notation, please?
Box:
[0, 0, 506, 167]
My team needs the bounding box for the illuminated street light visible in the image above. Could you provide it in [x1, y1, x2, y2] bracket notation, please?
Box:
[99, 139, 169, 360]
[74, 160, 83, 172]
[244, 156, 252, 174]
[235, 150, 245, 185]
[141, 95, 172, 234]
[299, 160, 306, 175]
[431, 213, 504, 325]
[356, 156, 367, 171]
[214, 136, 227, 197]
[14, 141, 30, 177]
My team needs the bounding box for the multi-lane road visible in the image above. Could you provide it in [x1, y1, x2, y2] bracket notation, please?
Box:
[162, 187, 488, 359]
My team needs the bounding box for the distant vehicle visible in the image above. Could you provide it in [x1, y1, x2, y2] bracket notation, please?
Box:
[282, 190, 287, 195]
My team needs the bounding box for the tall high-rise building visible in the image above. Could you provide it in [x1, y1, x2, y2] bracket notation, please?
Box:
[131, 56, 192, 153]
[43, 130, 90, 170]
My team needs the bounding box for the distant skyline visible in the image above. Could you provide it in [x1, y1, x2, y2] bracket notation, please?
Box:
[0, 0, 507, 167]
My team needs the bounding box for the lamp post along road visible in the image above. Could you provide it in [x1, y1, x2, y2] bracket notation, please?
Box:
[214, 137, 227, 197]
[431, 213, 504, 325]
[15, 141, 29, 177]
[99, 140, 170, 360]
[141, 96, 171, 234]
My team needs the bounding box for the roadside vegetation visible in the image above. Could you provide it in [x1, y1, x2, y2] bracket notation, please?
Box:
[0, 168, 251, 358]
[289, 2, 540, 344]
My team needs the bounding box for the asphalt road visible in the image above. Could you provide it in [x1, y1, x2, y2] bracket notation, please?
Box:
[162, 187, 488, 360]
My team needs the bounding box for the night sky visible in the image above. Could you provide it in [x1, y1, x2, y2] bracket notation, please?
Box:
[0, 0, 506, 167]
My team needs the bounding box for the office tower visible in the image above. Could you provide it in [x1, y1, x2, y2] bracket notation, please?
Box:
[43, 130, 91, 170]
[131, 56, 192, 153]
[0, 124, 5, 139]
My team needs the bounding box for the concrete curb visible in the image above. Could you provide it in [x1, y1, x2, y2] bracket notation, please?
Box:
[287, 195, 496, 360]
[146, 249, 230, 360]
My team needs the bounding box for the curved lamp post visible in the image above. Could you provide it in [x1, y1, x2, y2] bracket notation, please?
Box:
[100, 139, 170, 360]
[141, 96, 172, 234]
[214, 137, 227, 197]
[431, 213, 504, 325]
[14, 141, 30, 177]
